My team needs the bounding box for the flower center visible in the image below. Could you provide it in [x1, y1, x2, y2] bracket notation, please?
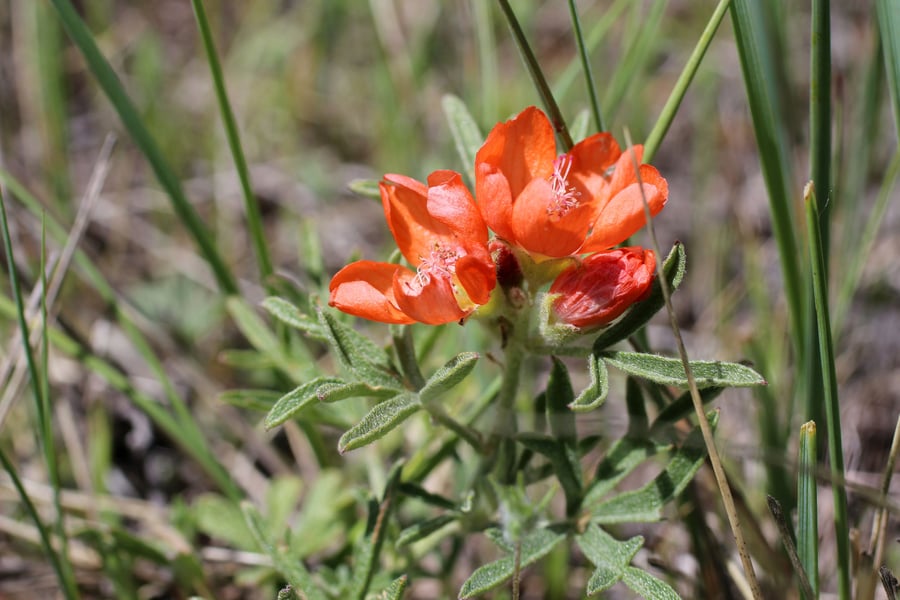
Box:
[547, 154, 580, 220]
[409, 243, 458, 291]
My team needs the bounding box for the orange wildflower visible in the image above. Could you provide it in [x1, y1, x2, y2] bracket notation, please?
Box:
[549, 247, 655, 329]
[475, 106, 668, 258]
[329, 171, 496, 325]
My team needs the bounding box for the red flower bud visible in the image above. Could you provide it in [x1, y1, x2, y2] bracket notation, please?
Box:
[549, 247, 655, 329]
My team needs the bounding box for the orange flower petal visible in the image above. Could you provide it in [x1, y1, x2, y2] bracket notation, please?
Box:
[510, 178, 592, 258]
[426, 170, 487, 245]
[550, 247, 655, 328]
[329, 261, 416, 324]
[455, 249, 496, 306]
[393, 270, 468, 325]
[475, 163, 515, 242]
[568, 132, 621, 203]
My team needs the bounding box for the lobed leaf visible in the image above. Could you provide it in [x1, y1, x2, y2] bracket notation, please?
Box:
[583, 437, 670, 507]
[601, 351, 766, 389]
[575, 524, 644, 595]
[592, 242, 686, 352]
[570, 353, 609, 411]
[458, 528, 565, 599]
[419, 352, 479, 404]
[338, 393, 422, 453]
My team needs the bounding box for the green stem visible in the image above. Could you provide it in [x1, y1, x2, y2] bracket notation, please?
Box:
[566, 0, 604, 132]
[492, 341, 524, 484]
[804, 182, 850, 600]
[496, 0, 573, 151]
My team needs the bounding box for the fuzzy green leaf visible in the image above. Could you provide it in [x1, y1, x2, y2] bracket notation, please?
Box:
[592, 242, 686, 352]
[583, 437, 670, 506]
[621, 566, 680, 600]
[315, 381, 401, 404]
[193, 494, 255, 550]
[546, 357, 577, 444]
[458, 528, 565, 599]
[517, 432, 582, 515]
[649, 387, 725, 433]
[419, 352, 479, 404]
[264, 377, 344, 430]
[319, 309, 399, 387]
[219, 389, 282, 411]
[590, 412, 717, 523]
[227, 297, 279, 354]
[576, 524, 644, 595]
[571, 353, 610, 411]
[442, 94, 483, 184]
[397, 514, 457, 546]
[602, 351, 766, 389]
[378, 575, 409, 600]
[262, 297, 327, 340]
[338, 393, 421, 453]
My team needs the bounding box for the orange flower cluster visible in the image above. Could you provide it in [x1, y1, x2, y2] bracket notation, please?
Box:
[329, 106, 668, 331]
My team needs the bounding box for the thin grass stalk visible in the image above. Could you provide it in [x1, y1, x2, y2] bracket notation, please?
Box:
[804, 182, 850, 600]
[797, 421, 819, 596]
[876, 0, 900, 140]
[49, 0, 238, 295]
[767, 495, 815, 600]
[810, 0, 831, 252]
[566, 0, 604, 133]
[624, 133, 763, 599]
[865, 415, 900, 590]
[191, 0, 273, 286]
[730, 0, 805, 371]
[643, 0, 730, 163]
[0, 173, 78, 599]
[496, 0, 574, 151]
[472, 0, 498, 123]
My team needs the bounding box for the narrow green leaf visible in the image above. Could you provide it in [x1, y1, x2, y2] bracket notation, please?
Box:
[583, 437, 670, 507]
[621, 566, 680, 600]
[442, 94, 483, 185]
[576, 524, 643, 595]
[338, 393, 422, 453]
[458, 528, 565, 599]
[227, 297, 279, 353]
[602, 351, 766, 389]
[567, 0, 604, 132]
[316, 381, 400, 404]
[219, 389, 282, 411]
[349, 463, 402, 600]
[798, 421, 819, 596]
[569, 109, 591, 143]
[592, 242, 686, 352]
[378, 576, 409, 600]
[649, 387, 725, 432]
[877, 0, 900, 140]
[241, 502, 325, 600]
[419, 352, 479, 404]
[348, 179, 382, 200]
[546, 357, 576, 445]
[262, 297, 327, 340]
[49, 0, 238, 294]
[264, 377, 344, 430]
[397, 514, 457, 547]
[570, 353, 609, 411]
[517, 433, 582, 516]
[590, 413, 717, 523]
[319, 309, 399, 387]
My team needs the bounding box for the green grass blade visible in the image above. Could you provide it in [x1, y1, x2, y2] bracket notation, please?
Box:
[730, 0, 805, 359]
[810, 0, 832, 251]
[48, 0, 238, 295]
[471, 0, 498, 123]
[191, 0, 273, 286]
[797, 421, 818, 597]
[803, 182, 850, 600]
[643, 0, 730, 163]
[566, 0, 604, 132]
[876, 0, 900, 140]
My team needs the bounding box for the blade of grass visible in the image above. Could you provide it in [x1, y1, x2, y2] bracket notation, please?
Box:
[797, 421, 818, 597]
[876, 0, 900, 140]
[471, 0, 498, 123]
[730, 0, 805, 367]
[644, 0, 731, 163]
[191, 0, 273, 287]
[624, 132, 762, 599]
[496, 0, 573, 151]
[48, 0, 238, 295]
[810, 0, 831, 254]
[566, 0, 604, 132]
[767, 495, 815, 600]
[803, 182, 850, 600]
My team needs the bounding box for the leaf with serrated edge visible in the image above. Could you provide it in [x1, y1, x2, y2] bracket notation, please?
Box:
[621, 566, 680, 600]
[593, 243, 685, 352]
[571, 353, 610, 411]
[591, 412, 718, 523]
[602, 351, 766, 389]
[576, 524, 644, 595]
[458, 528, 565, 599]
[262, 297, 326, 340]
[338, 393, 421, 453]
[419, 352, 479, 404]
[264, 377, 344, 430]
[319, 309, 399, 387]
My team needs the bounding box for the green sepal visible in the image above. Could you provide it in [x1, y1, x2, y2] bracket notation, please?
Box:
[419, 352, 479, 404]
[458, 528, 565, 599]
[262, 296, 327, 341]
[263, 377, 344, 430]
[592, 242, 686, 352]
[589, 412, 718, 523]
[575, 524, 644, 595]
[338, 393, 422, 453]
[601, 351, 766, 389]
[570, 353, 609, 411]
